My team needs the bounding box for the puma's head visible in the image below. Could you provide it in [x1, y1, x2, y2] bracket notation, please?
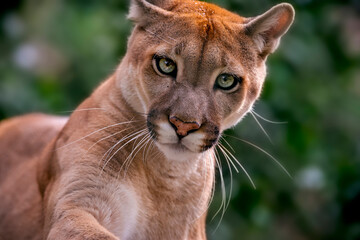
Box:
[116, 0, 294, 160]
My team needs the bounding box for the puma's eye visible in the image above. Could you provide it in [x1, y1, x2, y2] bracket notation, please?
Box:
[215, 74, 242, 91]
[153, 56, 177, 77]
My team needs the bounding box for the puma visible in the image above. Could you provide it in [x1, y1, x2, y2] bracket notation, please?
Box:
[0, 0, 294, 239]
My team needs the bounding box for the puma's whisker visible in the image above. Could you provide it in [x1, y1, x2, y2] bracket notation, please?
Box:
[250, 111, 273, 144]
[213, 149, 226, 217]
[56, 119, 141, 150]
[200, 153, 217, 225]
[103, 129, 147, 163]
[216, 144, 235, 212]
[220, 135, 235, 153]
[104, 128, 147, 160]
[219, 142, 256, 189]
[218, 143, 239, 173]
[141, 134, 153, 163]
[58, 107, 107, 114]
[224, 134, 293, 179]
[122, 133, 152, 177]
[251, 110, 288, 124]
[211, 149, 228, 233]
[100, 129, 148, 175]
[96, 127, 147, 168]
[144, 135, 156, 163]
[86, 127, 136, 154]
[208, 154, 217, 212]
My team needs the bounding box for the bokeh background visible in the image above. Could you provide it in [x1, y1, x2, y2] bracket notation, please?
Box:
[0, 0, 359, 239]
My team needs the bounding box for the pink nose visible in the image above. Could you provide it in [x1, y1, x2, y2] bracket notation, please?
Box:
[169, 116, 201, 137]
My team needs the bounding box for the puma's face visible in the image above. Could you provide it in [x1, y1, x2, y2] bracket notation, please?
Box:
[118, 0, 294, 160]
[143, 38, 254, 159]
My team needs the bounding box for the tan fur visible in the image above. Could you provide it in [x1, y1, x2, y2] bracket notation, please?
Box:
[0, 1, 294, 239]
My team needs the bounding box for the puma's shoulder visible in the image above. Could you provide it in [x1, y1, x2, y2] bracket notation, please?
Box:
[0, 114, 67, 239]
[0, 113, 68, 181]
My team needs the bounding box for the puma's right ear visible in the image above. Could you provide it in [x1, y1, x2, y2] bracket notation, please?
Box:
[245, 3, 295, 58]
[128, 0, 173, 26]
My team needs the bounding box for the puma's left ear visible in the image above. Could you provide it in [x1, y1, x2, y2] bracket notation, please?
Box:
[128, 0, 173, 26]
[245, 3, 295, 58]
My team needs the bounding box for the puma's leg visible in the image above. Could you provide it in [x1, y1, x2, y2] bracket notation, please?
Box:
[46, 209, 119, 240]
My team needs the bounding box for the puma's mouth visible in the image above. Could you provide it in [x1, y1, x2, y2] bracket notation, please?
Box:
[147, 119, 219, 160]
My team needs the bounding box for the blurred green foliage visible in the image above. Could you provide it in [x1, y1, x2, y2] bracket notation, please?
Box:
[0, 0, 359, 239]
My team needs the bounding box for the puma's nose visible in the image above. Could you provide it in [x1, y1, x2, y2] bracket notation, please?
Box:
[169, 116, 201, 138]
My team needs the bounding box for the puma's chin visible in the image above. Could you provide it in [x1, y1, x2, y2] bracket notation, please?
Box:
[156, 142, 201, 161]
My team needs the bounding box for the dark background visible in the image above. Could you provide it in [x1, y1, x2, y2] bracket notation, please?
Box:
[0, 0, 359, 239]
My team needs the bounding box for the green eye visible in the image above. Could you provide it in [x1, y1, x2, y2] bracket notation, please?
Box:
[154, 56, 177, 77]
[215, 74, 242, 91]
